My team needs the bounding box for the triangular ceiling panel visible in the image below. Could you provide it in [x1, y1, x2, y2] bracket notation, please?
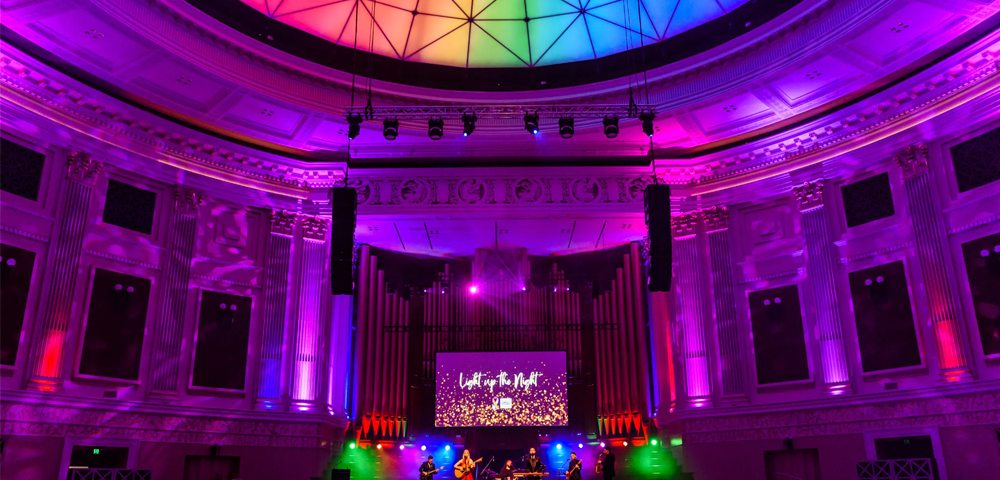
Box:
[403, 15, 468, 57]
[664, 0, 725, 37]
[469, 22, 528, 67]
[527, 13, 579, 65]
[273, 0, 350, 17]
[416, 0, 468, 18]
[278, 1, 358, 44]
[407, 22, 471, 66]
[241, 0, 751, 68]
[534, 14, 593, 66]
[475, 0, 525, 20]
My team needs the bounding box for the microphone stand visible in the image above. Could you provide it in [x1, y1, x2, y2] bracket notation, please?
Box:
[559, 459, 570, 477]
[480, 457, 494, 479]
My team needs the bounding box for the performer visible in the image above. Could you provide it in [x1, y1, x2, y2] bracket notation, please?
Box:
[565, 452, 582, 480]
[525, 447, 545, 474]
[454, 449, 482, 480]
[419, 455, 441, 480]
[599, 447, 616, 480]
[498, 460, 516, 480]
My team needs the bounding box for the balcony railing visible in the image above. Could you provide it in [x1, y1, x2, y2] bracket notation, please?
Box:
[68, 469, 152, 480]
[857, 459, 933, 480]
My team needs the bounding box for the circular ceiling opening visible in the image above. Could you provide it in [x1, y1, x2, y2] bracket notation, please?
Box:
[194, 0, 800, 90]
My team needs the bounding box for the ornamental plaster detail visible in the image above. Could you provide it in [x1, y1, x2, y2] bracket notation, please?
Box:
[0, 402, 327, 448]
[345, 176, 654, 207]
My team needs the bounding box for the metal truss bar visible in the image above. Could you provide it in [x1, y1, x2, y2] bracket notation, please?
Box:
[362, 105, 657, 119]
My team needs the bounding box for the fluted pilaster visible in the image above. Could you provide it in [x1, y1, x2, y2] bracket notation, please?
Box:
[256, 210, 295, 407]
[793, 180, 851, 388]
[896, 145, 969, 374]
[29, 151, 102, 389]
[703, 207, 746, 397]
[673, 213, 711, 403]
[150, 187, 203, 395]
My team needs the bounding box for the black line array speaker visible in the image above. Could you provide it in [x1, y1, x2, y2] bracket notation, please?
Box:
[330, 187, 358, 295]
[644, 184, 672, 292]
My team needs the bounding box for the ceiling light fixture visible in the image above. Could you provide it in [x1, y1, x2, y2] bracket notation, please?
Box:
[382, 118, 399, 140]
[640, 111, 656, 138]
[524, 111, 540, 134]
[428, 117, 444, 140]
[558, 117, 575, 139]
[462, 112, 477, 137]
[346, 113, 363, 139]
[603, 115, 619, 139]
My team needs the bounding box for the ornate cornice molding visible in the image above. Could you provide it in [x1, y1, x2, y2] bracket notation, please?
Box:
[174, 187, 204, 217]
[66, 151, 103, 185]
[301, 216, 328, 242]
[792, 180, 825, 211]
[894, 144, 930, 179]
[703, 206, 730, 232]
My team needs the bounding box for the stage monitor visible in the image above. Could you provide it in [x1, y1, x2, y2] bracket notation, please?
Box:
[435, 351, 568, 427]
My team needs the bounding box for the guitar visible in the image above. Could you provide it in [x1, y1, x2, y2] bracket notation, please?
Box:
[595, 454, 604, 474]
[420, 466, 445, 479]
[565, 462, 581, 479]
[454, 457, 483, 478]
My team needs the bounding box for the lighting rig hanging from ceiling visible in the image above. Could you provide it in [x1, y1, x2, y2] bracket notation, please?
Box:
[344, 0, 656, 142]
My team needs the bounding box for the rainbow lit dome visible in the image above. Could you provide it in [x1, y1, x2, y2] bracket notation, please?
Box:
[239, 0, 751, 68]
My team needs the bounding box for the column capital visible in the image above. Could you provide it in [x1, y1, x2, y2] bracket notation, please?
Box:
[792, 179, 825, 211]
[894, 144, 929, 178]
[672, 212, 699, 237]
[270, 209, 296, 236]
[703, 206, 729, 231]
[174, 187, 204, 217]
[302, 216, 328, 241]
[66, 151, 103, 185]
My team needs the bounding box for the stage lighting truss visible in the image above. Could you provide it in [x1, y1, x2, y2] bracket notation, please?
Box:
[367, 104, 655, 120]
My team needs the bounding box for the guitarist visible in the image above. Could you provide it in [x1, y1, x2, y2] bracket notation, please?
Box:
[454, 449, 482, 480]
[565, 452, 582, 480]
[419, 455, 442, 480]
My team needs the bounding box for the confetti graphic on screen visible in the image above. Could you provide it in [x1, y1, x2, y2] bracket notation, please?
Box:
[435, 351, 568, 427]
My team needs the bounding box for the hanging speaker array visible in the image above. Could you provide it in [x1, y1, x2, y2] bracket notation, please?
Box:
[643, 184, 672, 292]
[330, 187, 358, 295]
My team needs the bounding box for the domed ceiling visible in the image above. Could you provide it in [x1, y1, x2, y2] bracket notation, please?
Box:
[237, 0, 752, 68]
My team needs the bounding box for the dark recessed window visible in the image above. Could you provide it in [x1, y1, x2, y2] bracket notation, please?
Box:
[0, 138, 46, 201]
[848, 261, 921, 372]
[842, 173, 894, 228]
[748, 285, 810, 385]
[103, 179, 157, 234]
[951, 126, 1000, 193]
[962, 231, 1000, 356]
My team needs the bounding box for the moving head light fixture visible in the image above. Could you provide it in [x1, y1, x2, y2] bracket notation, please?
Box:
[558, 117, 575, 139]
[523, 111, 540, 134]
[346, 113, 363, 139]
[603, 115, 620, 138]
[382, 118, 399, 140]
[428, 117, 445, 140]
[462, 112, 477, 137]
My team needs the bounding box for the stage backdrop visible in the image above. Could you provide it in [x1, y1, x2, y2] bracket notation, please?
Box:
[435, 351, 568, 427]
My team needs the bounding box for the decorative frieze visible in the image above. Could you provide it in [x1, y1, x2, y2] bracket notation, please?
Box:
[270, 210, 296, 236]
[302, 216, 328, 242]
[66, 151, 103, 185]
[344, 176, 653, 208]
[792, 180, 825, 211]
[894, 144, 929, 179]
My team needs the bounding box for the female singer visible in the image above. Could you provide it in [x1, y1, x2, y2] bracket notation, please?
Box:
[454, 449, 479, 480]
[499, 459, 515, 480]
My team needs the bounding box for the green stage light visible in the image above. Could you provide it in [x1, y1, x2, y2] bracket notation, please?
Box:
[670, 438, 683, 447]
[651, 439, 658, 446]
[349, 443, 356, 449]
